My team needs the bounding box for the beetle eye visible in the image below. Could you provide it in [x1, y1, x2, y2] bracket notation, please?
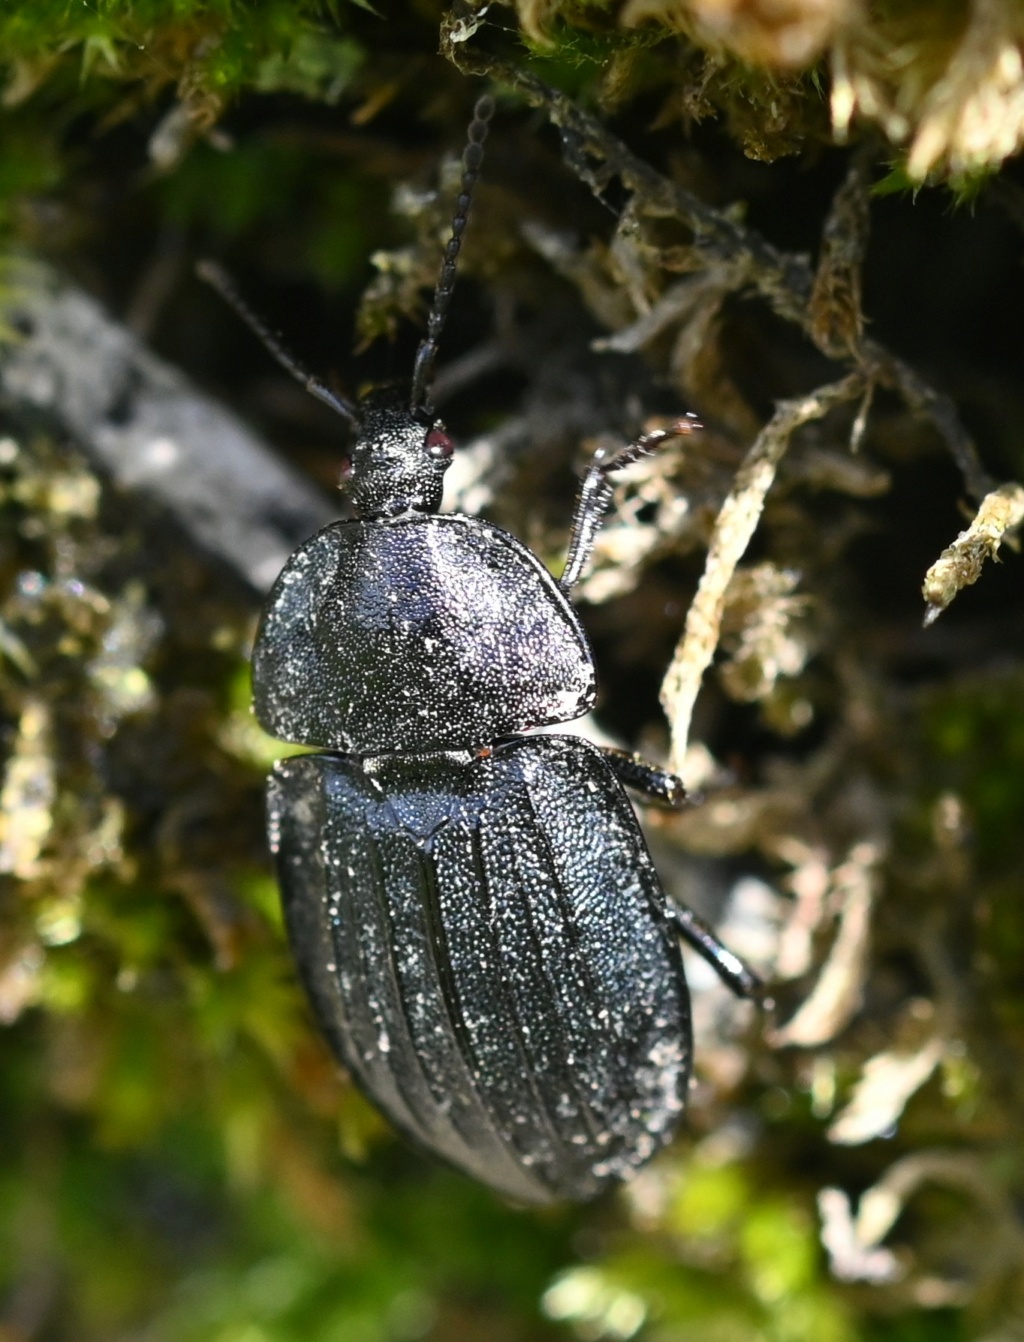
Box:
[425, 428, 454, 461]
[338, 457, 354, 486]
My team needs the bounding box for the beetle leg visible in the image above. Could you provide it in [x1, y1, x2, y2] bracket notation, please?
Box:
[558, 416, 700, 593]
[599, 745, 768, 1002]
[666, 903, 767, 1002]
[599, 746, 688, 809]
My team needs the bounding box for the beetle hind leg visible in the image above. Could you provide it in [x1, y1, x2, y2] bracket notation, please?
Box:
[667, 903, 767, 1003]
[598, 744, 768, 1004]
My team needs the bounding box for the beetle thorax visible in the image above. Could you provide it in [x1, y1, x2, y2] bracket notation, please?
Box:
[346, 389, 454, 519]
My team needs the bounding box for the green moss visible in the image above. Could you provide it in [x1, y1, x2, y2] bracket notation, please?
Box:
[919, 670, 1024, 865]
[161, 139, 314, 237]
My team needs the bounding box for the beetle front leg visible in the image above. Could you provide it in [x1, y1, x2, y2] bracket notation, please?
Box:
[600, 746, 688, 809]
[558, 416, 700, 593]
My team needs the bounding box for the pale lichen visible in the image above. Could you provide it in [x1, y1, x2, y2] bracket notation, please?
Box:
[717, 562, 814, 708]
[922, 481, 1024, 623]
[659, 374, 863, 772]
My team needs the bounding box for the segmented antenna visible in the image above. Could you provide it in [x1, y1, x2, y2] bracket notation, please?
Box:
[196, 259, 360, 428]
[409, 94, 496, 415]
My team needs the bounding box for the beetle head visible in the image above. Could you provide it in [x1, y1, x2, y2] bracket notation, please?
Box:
[197, 97, 493, 522]
[345, 388, 454, 518]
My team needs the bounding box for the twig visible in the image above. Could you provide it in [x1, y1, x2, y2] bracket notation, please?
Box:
[0, 263, 335, 597]
[865, 341, 996, 501]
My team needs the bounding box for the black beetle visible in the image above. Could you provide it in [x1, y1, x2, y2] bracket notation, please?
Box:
[204, 95, 761, 1204]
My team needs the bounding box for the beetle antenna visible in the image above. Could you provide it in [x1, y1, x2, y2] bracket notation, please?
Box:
[409, 93, 495, 416]
[197, 259, 360, 428]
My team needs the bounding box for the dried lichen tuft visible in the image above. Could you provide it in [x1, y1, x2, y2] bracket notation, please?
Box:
[621, 0, 853, 70]
[832, 0, 1024, 180]
[505, 0, 1024, 177]
[717, 562, 814, 708]
[658, 375, 863, 771]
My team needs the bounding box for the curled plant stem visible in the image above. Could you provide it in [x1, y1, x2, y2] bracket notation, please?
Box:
[660, 375, 865, 771]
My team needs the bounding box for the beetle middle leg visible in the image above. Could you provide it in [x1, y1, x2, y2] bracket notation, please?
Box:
[600, 746, 688, 809]
[559, 416, 700, 593]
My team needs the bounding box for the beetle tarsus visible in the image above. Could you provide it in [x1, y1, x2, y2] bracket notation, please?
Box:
[559, 415, 701, 593]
